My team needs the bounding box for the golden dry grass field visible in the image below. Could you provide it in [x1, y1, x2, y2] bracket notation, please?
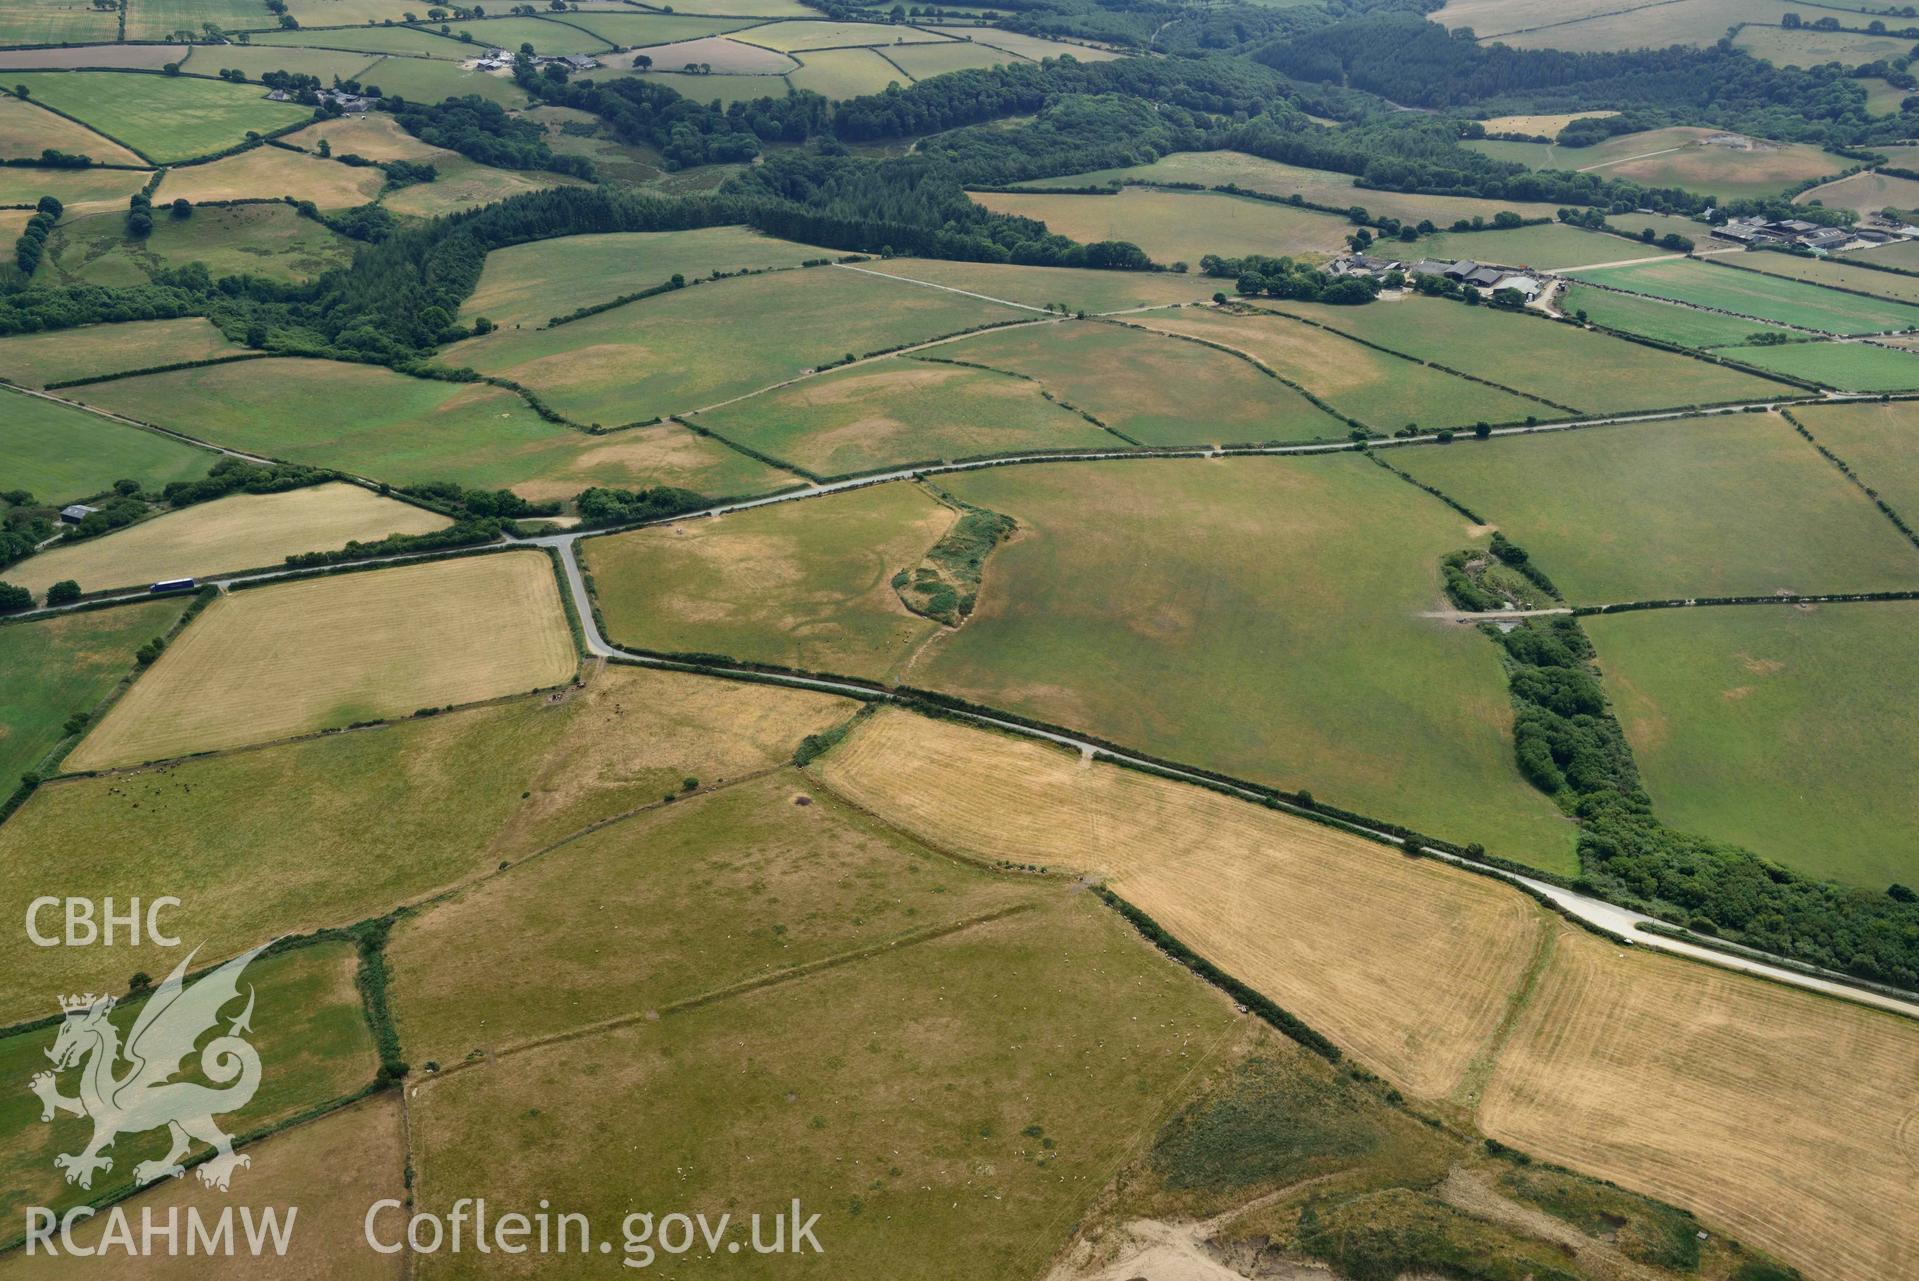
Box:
[0, 91, 143, 163]
[281, 110, 450, 163]
[971, 187, 1352, 266]
[1478, 110, 1616, 136]
[0, 316, 247, 387]
[66, 552, 577, 769]
[153, 146, 387, 209]
[816, 708, 1547, 1098]
[8, 483, 448, 598]
[1479, 926, 1919, 1281]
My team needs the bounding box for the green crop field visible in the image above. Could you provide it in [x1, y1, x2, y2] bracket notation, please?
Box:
[449, 265, 1023, 427]
[1026, 149, 1568, 226]
[1409, 223, 1649, 270]
[458, 227, 837, 329]
[1270, 296, 1787, 412]
[1561, 283, 1793, 349]
[1793, 398, 1919, 517]
[690, 355, 1118, 476]
[1393, 414, 1919, 603]
[973, 187, 1357, 266]
[69, 358, 792, 500]
[1466, 126, 1850, 202]
[943, 318, 1351, 446]
[124, 0, 280, 40]
[915, 456, 1577, 868]
[1711, 339, 1919, 391]
[0, 599, 188, 790]
[2, 72, 314, 163]
[1589, 601, 1919, 889]
[41, 203, 359, 288]
[1127, 307, 1549, 432]
[1565, 258, 1919, 335]
[585, 479, 955, 679]
[0, 316, 248, 387]
[0, 940, 375, 1226]
[0, 388, 214, 503]
[857, 257, 1217, 312]
[0, 0, 119, 45]
[1723, 251, 1919, 305]
[786, 46, 909, 98]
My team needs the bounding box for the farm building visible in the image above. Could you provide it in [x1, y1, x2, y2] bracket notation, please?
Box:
[59, 504, 96, 524]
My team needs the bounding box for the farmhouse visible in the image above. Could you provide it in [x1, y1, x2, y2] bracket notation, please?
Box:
[1329, 253, 1404, 279]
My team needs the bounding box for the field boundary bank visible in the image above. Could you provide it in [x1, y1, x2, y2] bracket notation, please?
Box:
[1778, 406, 1919, 555]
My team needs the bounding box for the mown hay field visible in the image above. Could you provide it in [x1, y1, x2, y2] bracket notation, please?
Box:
[41, 203, 359, 287]
[1479, 925, 1919, 1281]
[0, 598, 187, 788]
[67, 552, 577, 769]
[9, 483, 448, 598]
[1272, 296, 1786, 412]
[1588, 601, 1919, 888]
[457, 226, 835, 329]
[409, 890, 1237, 1281]
[1793, 397, 1919, 517]
[1567, 257, 1919, 334]
[0, 0, 118, 45]
[0, 163, 151, 214]
[920, 457, 1579, 867]
[0, 939, 376, 1228]
[1471, 126, 1850, 201]
[859, 257, 1217, 311]
[1026, 149, 1567, 226]
[281, 108, 448, 162]
[1559, 283, 1791, 349]
[0, 1096, 405, 1281]
[585, 479, 954, 680]
[1795, 168, 1919, 216]
[942, 318, 1350, 446]
[154, 145, 386, 208]
[691, 355, 1117, 476]
[69, 358, 791, 498]
[0, 316, 247, 387]
[818, 709, 1549, 1097]
[1714, 338, 1919, 391]
[0, 44, 180, 69]
[1393, 415, 1919, 603]
[0, 665, 848, 1007]
[1477, 110, 1617, 135]
[0, 388, 213, 502]
[0, 91, 143, 163]
[786, 46, 909, 98]
[972, 187, 1352, 267]
[3, 72, 314, 163]
[1727, 250, 1919, 305]
[389, 769, 1034, 1067]
[449, 265, 1023, 427]
[1126, 307, 1547, 430]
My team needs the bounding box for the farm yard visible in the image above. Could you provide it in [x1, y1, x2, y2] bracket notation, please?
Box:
[969, 188, 1354, 267]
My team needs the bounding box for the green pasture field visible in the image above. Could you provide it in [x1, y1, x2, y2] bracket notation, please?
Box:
[389, 770, 1036, 1066]
[1392, 414, 1919, 603]
[638, 0, 812, 13]
[594, 34, 794, 76]
[1565, 257, 1919, 334]
[0, 316, 247, 387]
[1795, 169, 1919, 216]
[1409, 223, 1649, 270]
[3, 72, 313, 164]
[519, 103, 675, 185]
[0, 940, 375, 1227]
[1126, 307, 1547, 432]
[1725, 250, 1919, 305]
[352, 55, 530, 106]
[1466, 126, 1850, 203]
[409, 889, 1238, 1281]
[881, 37, 1021, 77]
[964, 27, 1125, 59]
[449, 265, 1023, 427]
[1560, 283, 1793, 349]
[40, 203, 359, 287]
[587, 68, 793, 105]
[857, 258, 1216, 311]
[442, 15, 615, 53]
[1605, 211, 1717, 243]
[380, 154, 580, 217]
[585, 479, 954, 679]
[0, 164, 151, 214]
[973, 187, 1353, 268]
[943, 319, 1351, 446]
[0, 0, 119, 45]
[1792, 397, 1919, 517]
[184, 43, 386, 84]
[1270, 296, 1788, 412]
[552, 10, 757, 46]
[786, 46, 908, 98]
[691, 355, 1117, 476]
[250, 24, 469, 56]
[1589, 601, 1919, 889]
[69, 358, 792, 500]
[1471, 0, 1834, 52]
[0, 93, 144, 165]
[0, 388, 213, 503]
[458, 226, 836, 329]
[0, 599, 189, 791]
[736, 18, 955, 49]
[124, 0, 278, 40]
[919, 456, 1577, 868]
[1735, 23, 1913, 68]
[1712, 339, 1919, 391]
[280, 0, 467, 24]
[1862, 77, 1910, 114]
[1024, 150, 1568, 227]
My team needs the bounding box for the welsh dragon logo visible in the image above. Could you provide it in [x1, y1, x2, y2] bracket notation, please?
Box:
[29, 944, 267, 1193]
